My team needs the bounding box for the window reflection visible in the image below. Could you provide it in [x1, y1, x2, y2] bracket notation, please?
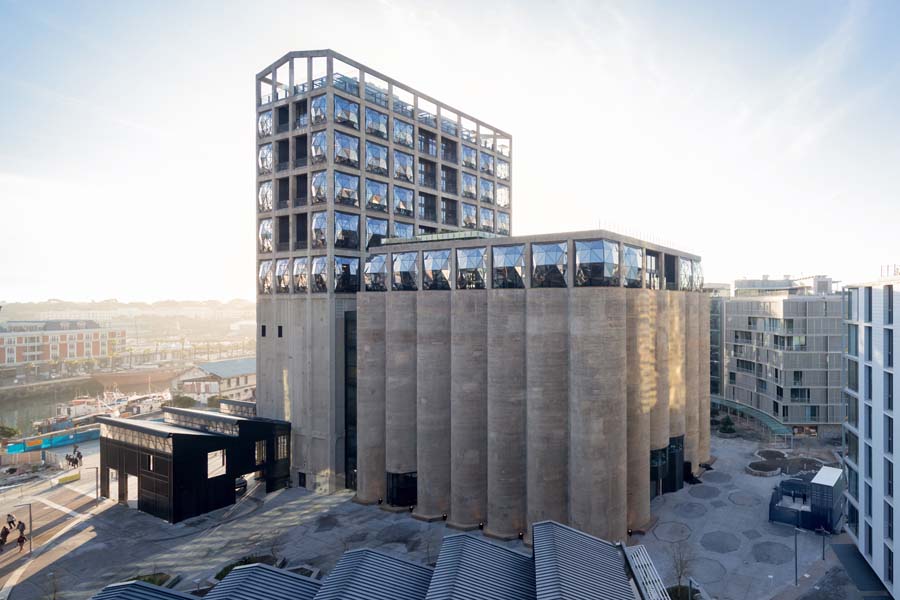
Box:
[365, 108, 388, 140]
[393, 150, 414, 182]
[275, 259, 291, 293]
[293, 257, 308, 293]
[334, 132, 359, 168]
[333, 96, 360, 130]
[366, 179, 388, 212]
[493, 245, 525, 288]
[574, 240, 619, 287]
[334, 211, 359, 250]
[479, 207, 494, 232]
[311, 211, 327, 249]
[497, 159, 510, 181]
[258, 144, 273, 174]
[462, 146, 477, 169]
[393, 186, 414, 216]
[365, 141, 388, 175]
[496, 212, 510, 236]
[393, 221, 413, 239]
[480, 179, 494, 204]
[679, 257, 693, 291]
[258, 181, 273, 212]
[311, 171, 327, 204]
[366, 216, 388, 247]
[334, 172, 359, 207]
[456, 247, 486, 289]
[461, 203, 477, 229]
[423, 250, 451, 290]
[532, 242, 567, 288]
[257, 110, 273, 137]
[310, 131, 327, 165]
[258, 219, 273, 253]
[365, 255, 388, 291]
[311, 257, 328, 293]
[461, 173, 477, 199]
[496, 184, 510, 208]
[258, 260, 273, 294]
[623, 245, 643, 288]
[692, 259, 703, 290]
[392, 252, 418, 291]
[310, 95, 327, 125]
[479, 152, 494, 175]
[334, 257, 359, 293]
[393, 120, 414, 148]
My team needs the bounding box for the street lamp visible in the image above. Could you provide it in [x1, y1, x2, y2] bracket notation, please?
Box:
[13, 502, 32, 556]
[84, 466, 100, 503]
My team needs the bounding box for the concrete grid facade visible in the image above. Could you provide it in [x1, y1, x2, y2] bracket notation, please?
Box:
[843, 278, 899, 595]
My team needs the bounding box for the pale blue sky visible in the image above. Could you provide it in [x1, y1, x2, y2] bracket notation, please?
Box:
[1, 0, 898, 301]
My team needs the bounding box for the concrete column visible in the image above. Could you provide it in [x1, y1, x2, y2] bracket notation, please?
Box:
[117, 469, 128, 504]
[569, 287, 627, 542]
[449, 290, 488, 529]
[651, 291, 670, 451]
[698, 293, 711, 464]
[385, 293, 417, 502]
[685, 293, 700, 475]
[626, 288, 655, 530]
[526, 289, 569, 540]
[355, 294, 386, 504]
[415, 292, 451, 520]
[485, 289, 527, 540]
[668, 292, 686, 439]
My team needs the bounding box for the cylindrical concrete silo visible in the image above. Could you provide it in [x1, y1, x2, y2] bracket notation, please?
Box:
[651, 291, 670, 452]
[698, 293, 711, 465]
[415, 291, 451, 520]
[668, 292, 686, 439]
[385, 293, 417, 506]
[355, 293, 386, 504]
[626, 288, 655, 530]
[569, 287, 627, 542]
[449, 290, 488, 529]
[485, 289, 527, 540]
[684, 292, 700, 476]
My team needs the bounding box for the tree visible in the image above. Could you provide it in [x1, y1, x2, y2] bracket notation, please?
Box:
[0, 425, 19, 439]
[719, 415, 736, 434]
[168, 395, 195, 409]
[669, 542, 696, 597]
[207, 395, 227, 410]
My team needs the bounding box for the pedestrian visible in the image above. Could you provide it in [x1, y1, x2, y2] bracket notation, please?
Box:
[6, 514, 15, 529]
[0, 525, 9, 546]
[76, 450, 83, 466]
[16, 521, 25, 537]
[16, 533, 25, 553]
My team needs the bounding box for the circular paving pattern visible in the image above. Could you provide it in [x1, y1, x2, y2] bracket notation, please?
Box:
[752, 541, 793, 565]
[653, 521, 692, 543]
[674, 502, 708, 519]
[688, 485, 721, 499]
[729, 491, 762, 507]
[701, 471, 732, 484]
[765, 524, 796, 538]
[700, 530, 741, 554]
[690, 557, 727, 584]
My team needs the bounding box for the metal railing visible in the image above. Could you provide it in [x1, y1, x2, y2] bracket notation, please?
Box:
[276, 242, 289, 252]
[294, 239, 307, 250]
[293, 82, 309, 95]
[293, 157, 308, 168]
[276, 122, 290, 134]
[294, 194, 308, 207]
[295, 114, 309, 129]
[275, 161, 289, 172]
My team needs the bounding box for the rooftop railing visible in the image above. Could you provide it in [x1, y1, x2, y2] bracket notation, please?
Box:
[418, 111, 436, 128]
[441, 118, 458, 137]
[333, 74, 360, 96]
[293, 82, 309, 95]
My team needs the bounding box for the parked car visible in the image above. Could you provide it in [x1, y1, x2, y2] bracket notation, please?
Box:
[235, 476, 248, 495]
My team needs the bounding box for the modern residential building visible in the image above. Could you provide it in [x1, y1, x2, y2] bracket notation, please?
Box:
[843, 276, 898, 595]
[734, 274, 834, 297]
[175, 357, 256, 403]
[0, 320, 126, 367]
[721, 281, 843, 438]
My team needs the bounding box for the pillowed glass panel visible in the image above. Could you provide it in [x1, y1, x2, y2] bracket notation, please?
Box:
[275, 259, 291, 293]
[365, 107, 388, 139]
[462, 203, 477, 229]
[334, 132, 359, 168]
[365, 142, 388, 175]
[258, 260, 273, 294]
[497, 212, 510, 236]
[258, 181, 273, 212]
[392, 252, 418, 291]
[423, 250, 451, 290]
[480, 179, 494, 204]
[393, 150, 414, 183]
[365, 254, 388, 291]
[311, 256, 328, 293]
[623, 244, 643, 288]
[258, 219, 273, 252]
[480, 207, 494, 232]
[493, 245, 525, 288]
[692, 259, 703, 290]
[366, 216, 388, 247]
[479, 152, 494, 175]
[532, 242, 567, 288]
[574, 239, 619, 287]
[310, 131, 327, 164]
[310, 211, 327, 249]
[462, 146, 477, 169]
[334, 256, 359, 293]
[456, 247, 486, 289]
[366, 179, 388, 212]
[461, 173, 477, 199]
[310, 95, 327, 125]
[293, 257, 308, 292]
[311, 170, 327, 204]
[334, 172, 360, 207]
[258, 144, 273, 173]
[257, 110, 273, 137]
[497, 159, 510, 180]
[334, 211, 359, 249]
[680, 257, 693, 291]
[393, 120, 414, 148]
[334, 96, 360, 130]
[393, 186, 414, 217]
[393, 221, 413, 239]
[496, 184, 510, 208]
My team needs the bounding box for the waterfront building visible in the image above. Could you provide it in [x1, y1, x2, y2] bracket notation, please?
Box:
[0, 320, 125, 368]
[175, 357, 256, 404]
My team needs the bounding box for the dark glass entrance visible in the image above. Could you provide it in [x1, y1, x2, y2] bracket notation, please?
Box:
[344, 311, 358, 490]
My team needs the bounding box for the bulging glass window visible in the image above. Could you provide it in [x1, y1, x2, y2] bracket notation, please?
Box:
[311, 171, 327, 204]
[311, 256, 328, 293]
[393, 150, 414, 183]
[393, 186, 414, 216]
[623, 245, 643, 288]
[392, 252, 418, 291]
[462, 146, 477, 169]
[497, 212, 511, 235]
[692, 259, 703, 290]
[275, 259, 291, 293]
[334, 211, 359, 249]
[479, 152, 494, 175]
[366, 108, 388, 139]
[480, 179, 494, 204]
[258, 219, 273, 253]
[365, 142, 388, 175]
[310, 131, 327, 164]
[311, 211, 327, 249]
[366, 179, 388, 212]
[480, 208, 494, 232]
[258, 260, 273, 294]
[334, 132, 359, 168]
[334, 172, 360, 207]
[258, 181, 273, 212]
[456, 247, 486, 289]
[423, 250, 451, 290]
[258, 144, 273, 174]
[293, 257, 308, 293]
[532, 242, 567, 288]
[311, 95, 327, 125]
[257, 110, 273, 137]
[366, 216, 388, 247]
[334, 257, 359, 293]
[462, 203, 477, 229]
[496, 184, 510, 208]
[393, 221, 413, 239]
[393, 120, 414, 148]
[365, 255, 388, 291]
[574, 239, 619, 287]
[679, 257, 694, 291]
[497, 159, 510, 180]
[333, 96, 360, 130]
[461, 173, 477, 199]
[493, 245, 525, 288]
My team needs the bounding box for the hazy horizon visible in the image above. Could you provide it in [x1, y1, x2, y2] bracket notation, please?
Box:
[3, 1, 899, 303]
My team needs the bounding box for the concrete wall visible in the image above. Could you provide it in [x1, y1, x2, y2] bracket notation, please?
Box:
[668, 292, 686, 439]
[385, 294, 417, 485]
[626, 288, 654, 530]
[698, 293, 711, 464]
[651, 292, 670, 450]
[355, 294, 385, 503]
[684, 292, 700, 475]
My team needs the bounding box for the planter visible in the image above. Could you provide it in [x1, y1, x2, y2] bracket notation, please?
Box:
[745, 462, 781, 477]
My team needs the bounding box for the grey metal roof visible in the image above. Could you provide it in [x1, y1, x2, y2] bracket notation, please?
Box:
[624, 545, 671, 600]
[205, 563, 320, 600]
[197, 357, 256, 379]
[313, 548, 433, 600]
[92, 581, 196, 600]
[426, 534, 535, 600]
[532, 521, 636, 600]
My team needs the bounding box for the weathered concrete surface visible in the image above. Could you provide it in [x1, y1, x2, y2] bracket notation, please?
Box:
[651, 291, 670, 450]
[569, 287, 627, 542]
[698, 293, 712, 465]
[685, 292, 700, 475]
[355, 294, 386, 504]
[385, 294, 417, 489]
[485, 289, 527, 540]
[668, 292, 686, 438]
[626, 288, 655, 530]
[449, 291, 488, 529]
[415, 292, 451, 519]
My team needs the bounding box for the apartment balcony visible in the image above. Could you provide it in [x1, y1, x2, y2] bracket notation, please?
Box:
[294, 239, 307, 250]
[277, 198, 289, 210]
[333, 74, 359, 96]
[293, 82, 309, 96]
[312, 76, 327, 90]
[296, 114, 310, 129]
[441, 181, 457, 195]
[418, 111, 436, 129]
[441, 118, 458, 137]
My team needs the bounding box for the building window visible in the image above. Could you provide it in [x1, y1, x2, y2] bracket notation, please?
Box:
[393, 186, 414, 217]
[365, 107, 388, 139]
[887, 458, 894, 497]
[258, 260, 273, 294]
[496, 184, 510, 209]
[865, 326, 873, 362]
[887, 285, 894, 325]
[275, 259, 291, 294]
[867, 444, 873, 478]
[261, 325, 266, 337]
[277, 325, 283, 338]
[365, 141, 389, 175]
[497, 212, 510, 236]
[866, 523, 873, 557]
[888, 503, 896, 541]
[456, 247, 486, 290]
[334, 257, 359, 293]
[479, 151, 494, 175]
[393, 150, 414, 183]
[441, 198, 458, 226]
[257, 143, 273, 174]
[310, 95, 327, 125]
[532, 242, 567, 288]
[865, 287, 873, 322]
[258, 181, 273, 212]
[334, 132, 360, 168]
[257, 109, 273, 136]
[888, 372, 895, 411]
[866, 482, 873, 516]
[311, 211, 327, 249]
[888, 415, 895, 454]
[461, 203, 477, 229]
[334, 96, 360, 130]
[887, 328, 894, 368]
[422, 250, 451, 291]
[479, 207, 494, 232]
[255, 440, 267, 466]
[418, 193, 437, 222]
[310, 130, 327, 164]
[867, 366, 873, 400]
[622, 245, 643, 288]
[392, 252, 418, 291]
[365, 216, 388, 248]
[293, 258, 308, 293]
[479, 179, 494, 204]
[847, 359, 859, 392]
[277, 435, 289, 461]
[311, 170, 327, 204]
[887, 546, 894, 584]
[366, 179, 388, 213]
[417, 129, 437, 156]
[393, 119, 414, 148]
[574, 239, 620, 287]
[497, 159, 510, 181]
[493, 245, 525, 289]
[462, 145, 477, 169]
[679, 257, 694, 291]
[333, 212, 360, 250]
[364, 255, 388, 292]
[310, 256, 328, 293]
[393, 221, 413, 239]
[258, 219, 273, 253]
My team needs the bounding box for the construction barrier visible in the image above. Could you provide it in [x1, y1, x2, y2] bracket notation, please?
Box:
[57, 472, 81, 485]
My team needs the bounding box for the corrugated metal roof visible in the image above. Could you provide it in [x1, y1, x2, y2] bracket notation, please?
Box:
[197, 357, 256, 379]
[205, 563, 320, 600]
[624, 545, 671, 600]
[426, 534, 535, 600]
[532, 521, 636, 600]
[313, 549, 433, 600]
[92, 581, 196, 600]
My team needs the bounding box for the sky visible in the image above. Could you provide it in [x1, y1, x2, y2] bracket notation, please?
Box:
[1, 0, 899, 302]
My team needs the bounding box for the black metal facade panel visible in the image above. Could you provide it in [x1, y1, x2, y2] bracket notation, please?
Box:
[100, 437, 175, 522]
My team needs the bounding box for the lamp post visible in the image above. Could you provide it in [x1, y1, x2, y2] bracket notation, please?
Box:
[84, 466, 99, 503]
[13, 502, 32, 556]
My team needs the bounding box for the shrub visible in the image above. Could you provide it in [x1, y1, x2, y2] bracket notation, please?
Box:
[719, 415, 735, 434]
